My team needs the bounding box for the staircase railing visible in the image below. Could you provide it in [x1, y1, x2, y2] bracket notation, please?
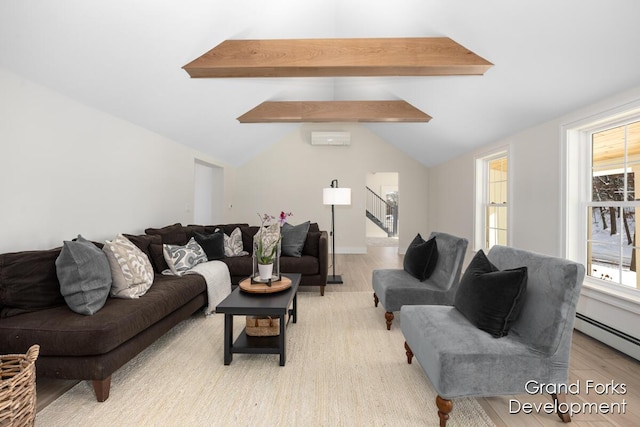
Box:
[366, 186, 398, 237]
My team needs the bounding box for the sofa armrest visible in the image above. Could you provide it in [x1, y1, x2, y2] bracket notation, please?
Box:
[318, 231, 328, 284]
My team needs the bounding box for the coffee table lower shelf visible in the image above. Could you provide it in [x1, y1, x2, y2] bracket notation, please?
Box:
[234, 331, 281, 352]
[231, 329, 285, 355]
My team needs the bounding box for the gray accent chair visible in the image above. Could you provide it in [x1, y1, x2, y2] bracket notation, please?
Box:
[372, 231, 468, 329]
[401, 245, 585, 426]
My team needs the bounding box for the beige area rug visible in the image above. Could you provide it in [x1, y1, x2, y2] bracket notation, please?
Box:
[36, 292, 494, 427]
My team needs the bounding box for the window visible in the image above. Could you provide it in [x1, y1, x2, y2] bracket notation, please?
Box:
[475, 150, 509, 251]
[565, 104, 640, 295]
[587, 120, 640, 287]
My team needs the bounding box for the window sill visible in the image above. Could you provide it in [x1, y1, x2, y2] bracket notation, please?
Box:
[581, 278, 640, 315]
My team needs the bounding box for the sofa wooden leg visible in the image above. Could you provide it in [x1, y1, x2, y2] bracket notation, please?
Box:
[552, 393, 571, 422]
[320, 285, 325, 296]
[404, 341, 413, 364]
[385, 311, 394, 330]
[93, 377, 111, 402]
[373, 292, 379, 307]
[436, 395, 453, 427]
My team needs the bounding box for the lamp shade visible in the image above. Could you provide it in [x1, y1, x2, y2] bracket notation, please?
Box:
[323, 187, 351, 205]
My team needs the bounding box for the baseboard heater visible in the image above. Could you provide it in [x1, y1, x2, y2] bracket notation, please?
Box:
[574, 312, 640, 360]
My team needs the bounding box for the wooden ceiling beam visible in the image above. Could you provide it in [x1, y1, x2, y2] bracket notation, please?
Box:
[183, 37, 492, 78]
[237, 100, 431, 123]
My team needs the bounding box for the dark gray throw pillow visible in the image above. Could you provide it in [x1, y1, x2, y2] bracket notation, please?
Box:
[281, 221, 311, 257]
[403, 233, 438, 281]
[194, 230, 226, 260]
[55, 235, 112, 315]
[454, 249, 527, 338]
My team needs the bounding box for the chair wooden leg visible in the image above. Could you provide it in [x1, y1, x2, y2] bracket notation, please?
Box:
[320, 285, 325, 296]
[552, 393, 571, 423]
[385, 311, 394, 330]
[436, 395, 453, 427]
[93, 376, 111, 402]
[404, 341, 413, 364]
[373, 292, 379, 307]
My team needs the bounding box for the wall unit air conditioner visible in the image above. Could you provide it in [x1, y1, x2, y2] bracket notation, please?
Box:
[311, 131, 351, 146]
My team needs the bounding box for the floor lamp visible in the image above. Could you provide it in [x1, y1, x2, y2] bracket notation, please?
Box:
[323, 179, 351, 284]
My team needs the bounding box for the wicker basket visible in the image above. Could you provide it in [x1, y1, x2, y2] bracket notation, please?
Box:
[246, 316, 280, 336]
[0, 345, 39, 427]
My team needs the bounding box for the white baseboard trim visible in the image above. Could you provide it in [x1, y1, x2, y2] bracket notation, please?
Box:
[574, 315, 640, 361]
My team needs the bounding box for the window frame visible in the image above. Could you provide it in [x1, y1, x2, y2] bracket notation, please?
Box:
[474, 147, 511, 252]
[563, 101, 640, 301]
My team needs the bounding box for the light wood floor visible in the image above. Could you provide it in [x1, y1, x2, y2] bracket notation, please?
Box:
[38, 246, 640, 426]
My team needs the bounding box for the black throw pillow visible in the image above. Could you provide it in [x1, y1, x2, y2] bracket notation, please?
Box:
[194, 230, 225, 261]
[454, 250, 527, 338]
[403, 233, 438, 281]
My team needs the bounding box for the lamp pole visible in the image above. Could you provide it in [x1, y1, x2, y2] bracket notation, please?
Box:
[329, 179, 339, 283]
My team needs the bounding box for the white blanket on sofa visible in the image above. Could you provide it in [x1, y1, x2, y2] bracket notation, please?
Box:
[185, 260, 232, 315]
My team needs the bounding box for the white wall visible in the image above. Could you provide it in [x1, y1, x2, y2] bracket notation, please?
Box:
[0, 67, 426, 257]
[428, 84, 640, 358]
[427, 154, 475, 247]
[430, 85, 640, 256]
[233, 123, 429, 253]
[0, 67, 235, 252]
[428, 123, 563, 257]
[366, 172, 398, 196]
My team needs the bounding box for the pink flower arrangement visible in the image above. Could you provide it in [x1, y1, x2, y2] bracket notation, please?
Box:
[279, 211, 293, 225]
[255, 211, 292, 264]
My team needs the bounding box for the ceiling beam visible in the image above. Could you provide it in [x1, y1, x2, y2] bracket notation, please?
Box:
[237, 101, 432, 123]
[183, 37, 493, 78]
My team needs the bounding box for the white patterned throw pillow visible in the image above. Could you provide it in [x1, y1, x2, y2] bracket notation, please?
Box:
[223, 227, 249, 257]
[103, 234, 155, 299]
[163, 237, 208, 276]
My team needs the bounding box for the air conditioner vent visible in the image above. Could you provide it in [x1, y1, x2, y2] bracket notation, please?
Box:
[311, 131, 351, 146]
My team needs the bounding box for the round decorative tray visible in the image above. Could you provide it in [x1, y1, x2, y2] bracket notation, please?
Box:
[239, 276, 292, 293]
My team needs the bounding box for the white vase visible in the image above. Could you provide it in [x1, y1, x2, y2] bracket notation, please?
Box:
[258, 263, 274, 281]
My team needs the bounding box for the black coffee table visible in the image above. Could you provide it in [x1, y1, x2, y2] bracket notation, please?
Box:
[215, 273, 301, 366]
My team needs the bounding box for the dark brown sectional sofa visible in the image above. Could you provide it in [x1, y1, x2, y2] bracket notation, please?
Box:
[145, 222, 328, 292]
[0, 222, 328, 401]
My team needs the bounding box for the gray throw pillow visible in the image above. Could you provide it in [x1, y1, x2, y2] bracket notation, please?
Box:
[281, 221, 311, 257]
[55, 235, 112, 315]
[162, 237, 208, 275]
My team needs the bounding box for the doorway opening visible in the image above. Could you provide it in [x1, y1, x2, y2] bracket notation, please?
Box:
[365, 172, 399, 247]
[193, 160, 224, 225]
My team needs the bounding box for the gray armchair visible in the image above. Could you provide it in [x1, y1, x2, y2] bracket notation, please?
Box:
[372, 231, 468, 329]
[401, 245, 585, 426]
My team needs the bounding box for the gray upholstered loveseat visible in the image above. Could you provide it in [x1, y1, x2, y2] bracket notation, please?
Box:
[401, 245, 585, 425]
[372, 231, 468, 329]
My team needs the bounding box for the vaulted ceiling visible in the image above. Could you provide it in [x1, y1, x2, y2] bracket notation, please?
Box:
[1, 1, 640, 167]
